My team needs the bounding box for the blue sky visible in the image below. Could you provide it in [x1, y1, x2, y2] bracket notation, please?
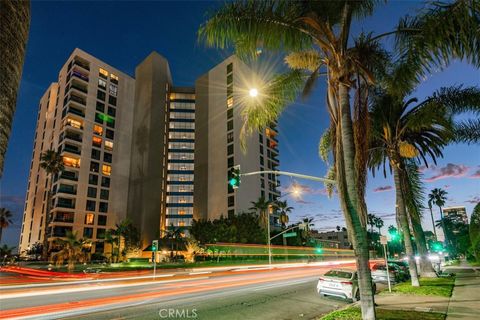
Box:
[1, 1, 479, 247]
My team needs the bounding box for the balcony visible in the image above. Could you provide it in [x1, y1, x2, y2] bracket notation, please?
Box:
[73, 59, 90, 71]
[62, 144, 81, 155]
[53, 212, 75, 223]
[72, 70, 89, 82]
[59, 171, 78, 181]
[69, 94, 86, 106]
[69, 82, 88, 94]
[68, 107, 85, 118]
[56, 198, 75, 209]
[57, 185, 77, 195]
[64, 131, 82, 143]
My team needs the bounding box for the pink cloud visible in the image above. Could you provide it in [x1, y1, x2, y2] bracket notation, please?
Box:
[373, 185, 393, 192]
[424, 163, 470, 182]
[465, 196, 480, 204]
[470, 168, 480, 179]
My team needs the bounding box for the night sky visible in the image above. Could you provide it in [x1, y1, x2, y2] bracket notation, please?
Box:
[1, 1, 479, 248]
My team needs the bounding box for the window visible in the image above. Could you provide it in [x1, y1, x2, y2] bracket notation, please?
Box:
[100, 189, 109, 200]
[107, 106, 116, 117]
[259, 134, 263, 143]
[227, 73, 233, 84]
[260, 156, 264, 166]
[98, 215, 107, 226]
[227, 144, 234, 155]
[228, 196, 235, 207]
[110, 73, 119, 84]
[108, 95, 117, 106]
[83, 227, 94, 238]
[227, 108, 233, 119]
[101, 176, 110, 187]
[85, 213, 94, 225]
[87, 187, 97, 198]
[99, 202, 108, 213]
[260, 145, 264, 154]
[106, 129, 114, 139]
[103, 152, 112, 163]
[109, 84, 117, 97]
[93, 125, 103, 135]
[96, 228, 106, 239]
[89, 174, 98, 185]
[91, 148, 101, 160]
[97, 90, 106, 101]
[90, 161, 100, 173]
[227, 97, 234, 108]
[227, 63, 233, 74]
[102, 164, 111, 176]
[227, 120, 233, 131]
[99, 68, 108, 79]
[105, 140, 113, 151]
[95, 113, 104, 124]
[227, 85, 233, 97]
[92, 136, 102, 148]
[63, 156, 80, 168]
[98, 79, 107, 90]
[96, 101, 105, 112]
[106, 118, 115, 128]
[228, 157, 234, 168]
[66, 118, 82, 129]
[86, 200, 96, 211]
[227, 132, 234, 143]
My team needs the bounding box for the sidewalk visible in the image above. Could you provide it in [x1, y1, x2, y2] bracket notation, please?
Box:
[446, 265, 480, 320]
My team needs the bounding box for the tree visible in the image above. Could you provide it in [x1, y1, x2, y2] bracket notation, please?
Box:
[184, 238, 204, 263]
[0, 0, 31, 175]
[0, 244, 15, 257]
[367, 214, 377, 233]
[374, 216, 384, 235]
[429, 188, 449, 245]
[51, 231, 90, 272]
[104, 230, 118, 263]
[0, 208, 13, 243]
[436, 213, 471, 257]
[199, 1, 479, 318]
[470, 203, 480, 261]
[274, 200, 292, 229]
[250, 196, 272, 232]
[39, 150, 64, 260]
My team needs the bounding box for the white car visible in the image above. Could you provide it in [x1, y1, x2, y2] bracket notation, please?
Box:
[317, 269, 375, 301]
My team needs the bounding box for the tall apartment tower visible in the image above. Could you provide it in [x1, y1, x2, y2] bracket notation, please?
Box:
[19, 48, 135, 254]
[127, 52, 195, 247]
[194, 56, 280, 221]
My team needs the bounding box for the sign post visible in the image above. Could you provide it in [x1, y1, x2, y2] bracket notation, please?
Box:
[380, 235, 391, 292]
[152, 240, 158, 280]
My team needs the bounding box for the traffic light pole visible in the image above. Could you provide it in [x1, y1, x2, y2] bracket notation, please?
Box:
[240, 170, 335, 184]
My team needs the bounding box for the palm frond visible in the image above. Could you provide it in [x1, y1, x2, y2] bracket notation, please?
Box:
[198, 0, 313, 59]
[454, 119, 480, 144]
[284, 50, 322, 72]
[403, 160, 425, 222]
[318, 127, 332, 164]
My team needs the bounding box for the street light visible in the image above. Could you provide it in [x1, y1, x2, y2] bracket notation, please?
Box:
[249, 88, 258, 97]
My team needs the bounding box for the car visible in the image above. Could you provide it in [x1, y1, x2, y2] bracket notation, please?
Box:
[317, 269, 376, 301]
[371, 263, 401, 284]
[388, 260, 410, 280]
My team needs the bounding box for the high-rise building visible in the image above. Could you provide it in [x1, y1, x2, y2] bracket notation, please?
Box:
[20, 50, 279, 253]
[19, 48, 135, 254]
[443, 206, 469, 225]
[194, 56, 280, 222]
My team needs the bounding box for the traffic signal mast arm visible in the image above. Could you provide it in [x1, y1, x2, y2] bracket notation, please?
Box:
[269, 223, 306, 241]
[241, 170, 335, 184]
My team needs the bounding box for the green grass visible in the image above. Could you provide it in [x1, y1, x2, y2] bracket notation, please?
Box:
[319, 307, 445, 320]
[384, 277, 455, 297]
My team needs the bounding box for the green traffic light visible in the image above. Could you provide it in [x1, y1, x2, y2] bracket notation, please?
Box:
[229, 178, 238, 187]
[315, 247, 323, 254]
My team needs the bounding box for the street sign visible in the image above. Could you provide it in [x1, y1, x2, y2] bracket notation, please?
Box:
[380, 235, 387, 245]
[283, 232, 297, 238]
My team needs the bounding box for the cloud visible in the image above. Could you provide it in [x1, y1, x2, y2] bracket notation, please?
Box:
[470, 168, 480, 179]
[465, 196, 480, 204]
[424, 163, 470, 182]
[373, 185, 393, 192]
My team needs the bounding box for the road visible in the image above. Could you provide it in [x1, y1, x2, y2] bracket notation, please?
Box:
[0, 263, 360, 320]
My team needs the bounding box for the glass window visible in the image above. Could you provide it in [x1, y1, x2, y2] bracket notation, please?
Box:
[99, 202, 108, 213]
[227, 108, 233, 119]
[97, 90, 106, 101]
[227, 132, 234, 143]
[96, 228, 106, 239]
[96, 101, 105, 112]
[101, 176, 110, 188]
[228, 157, 234, 168]
[91, 148, 101, 160]
[109, 84, 118, 97]
[228, 196, 235, 207]
[103, 152, 112, 163]
[99, 68, 108, 79]
[106, 129, 114, 139]
[108, 95, 117, 106]
[89, 174, 98, 185]
[227, 97, 234, 108]
[90, 161, 100, 173]
[93, 125, 103, 135]
[102, 164, 111, 176]
[86, 200, 96, 211]
[85, 213, 95, 225]
[227, 144, 234, 155]
[100, 189, 109, 200]
[83, 227, 94, 238]
[227, 63, 233, 74]
[98, 215, 107, 226]
[227, 120, 233, 131]
[87, 187, 97, 198]
[92, 136, 102, 148]
[98, 79, 107, 90]
[104, 140, 113, 151]
[107, 106, 116, 117]
[106, 118, 115, 128]
[110, 73, 119, 84]
[63, 156, 80, 168]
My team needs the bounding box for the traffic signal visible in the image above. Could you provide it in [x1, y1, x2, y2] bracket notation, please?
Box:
[315, 247, 323, 254]
[389, 229, 399, 241]
[152, 240, 158, 252]
[432, 242, 443, 252]
[228, 165, 241, 189]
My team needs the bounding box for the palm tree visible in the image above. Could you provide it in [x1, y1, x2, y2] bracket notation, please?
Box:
[39, 150, 64, 260]
[429, 188, 449, 245]
[199, 2, 479, 318]
[274, 200, 292, 229]
[367, 214, 376, 233]
[0, 0, 31, 176]
[104, 230, 118, 263]
[0, 208, 13, 243]
[249, 196, 272, 232]
[427, 200, 438, 241]
[374, 216, 384, 235]
[51, 231, 90, 272]
[470, 203, 480, 261]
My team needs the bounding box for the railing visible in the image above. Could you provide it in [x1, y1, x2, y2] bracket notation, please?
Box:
[68, 108, 85, 117]
[70, 83, 88, 94]
[69, 94, 86, 106]
[63, 145, 81, 155]
[57, 187, 77, 195]
[65, 133, 82, 142]
[56, 202, 75, 209]
[60, 172, 78, 181]
[72, 70, 89, 82]
[73, 60, 90, 71]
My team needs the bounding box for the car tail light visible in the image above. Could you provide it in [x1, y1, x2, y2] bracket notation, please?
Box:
[319, 277, 325, 281]
[341, 281, 353, 285]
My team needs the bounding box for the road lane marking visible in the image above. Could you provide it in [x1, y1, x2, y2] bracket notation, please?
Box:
[188, 271, 212, 275]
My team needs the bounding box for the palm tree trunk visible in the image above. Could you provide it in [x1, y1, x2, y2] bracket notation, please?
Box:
[42, 177, 52, 261]
[429, 206, 438, 240]
[337, 83, 376, 320]
[438, 206, 449, 246]
[0, 227, 3, 243]
[393, 166, 420, 286]
[0, 0, 31, 175]
[411, 218, 437, 277]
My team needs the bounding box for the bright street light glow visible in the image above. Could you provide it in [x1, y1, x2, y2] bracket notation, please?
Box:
[249, 88, 258, 97]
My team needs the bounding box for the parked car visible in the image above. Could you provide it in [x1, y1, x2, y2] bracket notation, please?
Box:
[388, 260, 410, 280]
[317, 269, 376, 301]
[371, 263, 401, 284]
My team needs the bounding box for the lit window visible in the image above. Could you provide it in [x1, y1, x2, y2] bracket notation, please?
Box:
[227, 97, 234, 108]
[85, 213, 94, 225]
[179, 199, 186, 203]
[93, 125, 103, 135]
[98, 79, 107, 90]
[63, 156, 80, 168]
[110, 73, 118, 81]
[109, 84, 118, 97]
[102, 164, 111, 176]
[179, 210, 186, 215]
[92, 136, 102, 147]
[66, 118, 82, 129]
[99, 68, 109, 78]
[179, 221, 185, 227]
[105, 140, 113, 151]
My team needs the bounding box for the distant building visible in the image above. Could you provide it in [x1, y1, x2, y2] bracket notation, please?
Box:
[311, 229, 351, 249]
[443, 206, 468, 225]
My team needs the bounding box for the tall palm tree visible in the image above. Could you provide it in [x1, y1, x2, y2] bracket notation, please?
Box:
[274, 200, 292, 229]
[367, 214, 376, 233]
[374, 216, 384, 235]
[199, 1, 479, 318]
[429, 188, 449, 245]
[51, 231, 90, 272]
[0, 208, 13, 243]
[0, 0, 31, 176]
[39, 150, 64, 260]
[249, 196, 272, 231]
[427, 200, 438, 241]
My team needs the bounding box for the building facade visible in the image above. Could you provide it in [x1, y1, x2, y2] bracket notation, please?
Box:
[19, 48, 135, 254]
[311, 229, 352, 249]
[443, 206, 468, 225]
[20, 50, 279, 253]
